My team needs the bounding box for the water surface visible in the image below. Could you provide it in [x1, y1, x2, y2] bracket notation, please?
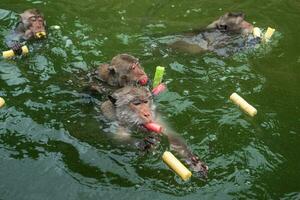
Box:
[0, 0, 300, 199]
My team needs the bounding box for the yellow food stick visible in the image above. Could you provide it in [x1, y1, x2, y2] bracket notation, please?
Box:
[253, 27, 262, 38]
[21, 45, 29, 54]
[230, 92, 257, 117]
[263, 27, 275, 42]
[2, 50, 15, 58]
[0, 97, 5, 108]
[153, 66, 165, 88]
[162, 151, 192, 181]
[2, 45, 29, 59]
[35, 31, 46, 38]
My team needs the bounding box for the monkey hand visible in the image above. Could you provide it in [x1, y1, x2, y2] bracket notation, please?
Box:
[186, 155, 208, 179]
[12, 42, 23, 55]
[89, 83, 106, 94]
[137, 135, 161, 151]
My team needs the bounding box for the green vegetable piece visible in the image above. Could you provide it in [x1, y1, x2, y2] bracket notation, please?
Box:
[153, 66, 165, 88]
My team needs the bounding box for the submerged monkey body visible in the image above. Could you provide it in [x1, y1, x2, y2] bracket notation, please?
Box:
[170, 12, 260, 56]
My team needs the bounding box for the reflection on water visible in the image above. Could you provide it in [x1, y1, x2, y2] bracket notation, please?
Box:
[0, 1, 300, 199]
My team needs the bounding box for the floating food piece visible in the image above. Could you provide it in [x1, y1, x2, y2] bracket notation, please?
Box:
[253, 27, 262, 38]
[153, 66, 165, 88]
[0, 97, 5, 108]
[162, 151, 192, 181]
[230, 92, 257, 117]
[50, 25, 61, 30]
[263, 27, 275, 42]
[144, 122, 162, 133]
[2, 45, 29, 59]
[35, 31, 46, 39]
[152, 83, 166, 96]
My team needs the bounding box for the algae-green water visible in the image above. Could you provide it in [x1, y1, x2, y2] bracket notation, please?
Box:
[0, 1, 299, 199]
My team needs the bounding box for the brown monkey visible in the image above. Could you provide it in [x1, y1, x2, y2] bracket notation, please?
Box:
[169, 12, 259, 56]
[101, 86, 208, 177]
[88, 54, 149, 95]
[5, 9, 47, 55]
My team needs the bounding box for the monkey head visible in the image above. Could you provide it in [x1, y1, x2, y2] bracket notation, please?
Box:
[20, 9, 46, 39]
[97, 54, 149, 87]
[207, 12, 254, 35]
[108, 86, 155, 128]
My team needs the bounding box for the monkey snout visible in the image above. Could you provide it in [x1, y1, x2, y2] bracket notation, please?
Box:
[143, 111, 151, 119]
[141, 110, 153, 123]
[144, 112, 150, 118]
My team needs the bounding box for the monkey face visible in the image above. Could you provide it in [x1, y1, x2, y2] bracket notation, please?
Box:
[110, 87, 155, 127]
[207, 12, 253, 35]
[20, 9, 46, 39]
[128, 96, 153, 124]
[28, 15, 46, 38]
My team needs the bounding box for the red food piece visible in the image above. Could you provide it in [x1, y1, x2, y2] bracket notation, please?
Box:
[144, 123, 162, 133]
[139, 77, 148, 85]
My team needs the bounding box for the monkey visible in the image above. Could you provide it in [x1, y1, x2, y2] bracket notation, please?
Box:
[5, 9, 47, 55]
[100, 86, 208, 177]
[169, 12, 259, 56]
[87, 54, 149, 95]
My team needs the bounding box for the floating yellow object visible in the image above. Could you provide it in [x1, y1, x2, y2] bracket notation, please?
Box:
[35, 31, 46, 39]
[253, 27, 262, 38]
[0, 97, 5, 108]
[162, 151, 192, 181]
[2, 45, 29, 59]
[153, 66, 165, 88]
[263, 27, 275, 42]
[230, 92, 257, 117]
[51, 25, 61, 30]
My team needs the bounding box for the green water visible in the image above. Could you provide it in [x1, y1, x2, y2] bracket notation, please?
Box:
[0, 0, 299, 199]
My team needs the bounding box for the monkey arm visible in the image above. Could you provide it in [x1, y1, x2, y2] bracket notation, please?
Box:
[164, 131, 208, 178]
[4, 22, 28, 55]
[113, 126, 160, 151]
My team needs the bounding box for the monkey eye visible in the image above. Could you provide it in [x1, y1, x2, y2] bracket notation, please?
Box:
[132, 101, 141, 105]
[37, 17, 43, 22]
[29, 16, 37, 22]
[131, 63, 138, 70]
[143, 100, 148, 104]
[132, 99, 142, 106]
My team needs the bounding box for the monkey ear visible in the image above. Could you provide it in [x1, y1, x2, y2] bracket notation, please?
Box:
[236, 12, 245, 19]
[224, 12, 230, 17]
[108, 95, 117, 105]
[108, 65, 116, 74]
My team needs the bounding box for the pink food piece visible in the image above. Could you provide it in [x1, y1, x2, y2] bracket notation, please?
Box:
[152, 83, 166, 96]
[144, 122, 163, 133]
[139, 77, 148, 85]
